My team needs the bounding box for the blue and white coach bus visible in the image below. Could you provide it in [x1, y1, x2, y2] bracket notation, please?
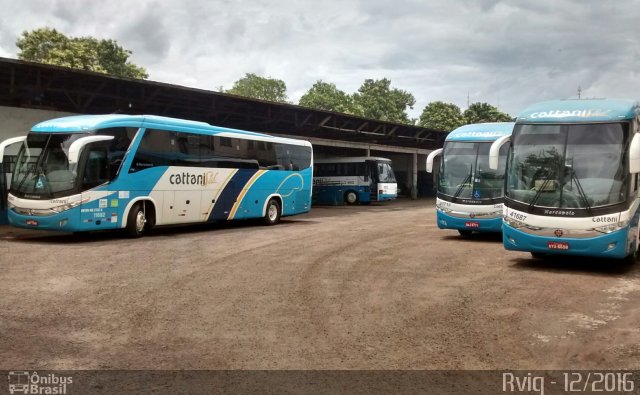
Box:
[489, 99, 640, 259]
[427, 122, 514, 236]
[1, 115, 313, 237]
[313, 157, 397, 204]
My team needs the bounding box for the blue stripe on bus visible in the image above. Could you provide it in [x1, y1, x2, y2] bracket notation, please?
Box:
[209, 169, 258, 221]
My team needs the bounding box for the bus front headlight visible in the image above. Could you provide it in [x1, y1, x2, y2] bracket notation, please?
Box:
[592, 220, 629, 234]
[504, 216, 526, 229]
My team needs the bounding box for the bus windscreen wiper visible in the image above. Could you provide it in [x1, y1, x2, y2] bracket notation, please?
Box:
[567, 167, 592, 216]
[14, 162, 38, 194]
[528, 168, 553, 212]
[453, 166, 473, 199]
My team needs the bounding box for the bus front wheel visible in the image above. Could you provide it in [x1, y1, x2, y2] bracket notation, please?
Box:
[458, 230, 472, 237]
[624, 231, 640, 264]
[263, 198, 281, 225]
[126, 203, 147, 238]
[345, 191, 358, 205]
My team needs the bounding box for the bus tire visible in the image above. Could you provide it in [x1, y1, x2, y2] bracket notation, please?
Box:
[531, 252, 546, 259]
[458, 229, 472, 237]
[345, 191, 358, 205]
[126, 202, 147, 238]
[624, 232, 640, 264]
[263, 198, 281, 226]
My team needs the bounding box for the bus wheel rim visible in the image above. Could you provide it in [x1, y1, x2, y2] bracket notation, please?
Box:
[347, 193, 356, 203]
[268, 204, 278, 221]
[136, 210, 146, 233]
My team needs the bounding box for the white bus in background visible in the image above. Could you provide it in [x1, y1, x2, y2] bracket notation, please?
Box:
[313, 157, 397, 204]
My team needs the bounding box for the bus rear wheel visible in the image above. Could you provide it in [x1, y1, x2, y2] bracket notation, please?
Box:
[345, 191, 358, 205]
[263, 198, 281, 225]
[126, 203, 147, 238]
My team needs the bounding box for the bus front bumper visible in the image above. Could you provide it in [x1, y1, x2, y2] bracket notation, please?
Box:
[436, 211, 502, 233]
[503, 224, 630, 259]
[8, 209, 79, 232]
[377, 193, 397, 201]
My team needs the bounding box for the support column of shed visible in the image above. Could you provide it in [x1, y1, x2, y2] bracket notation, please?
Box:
[411, 152, 418, 200]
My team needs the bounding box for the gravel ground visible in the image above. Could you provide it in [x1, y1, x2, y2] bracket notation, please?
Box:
[1, 198, 640, 370]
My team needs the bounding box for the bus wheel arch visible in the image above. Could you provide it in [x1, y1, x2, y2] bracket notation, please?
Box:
[344, 190, 359, 205]
[263, 196, 282, 225]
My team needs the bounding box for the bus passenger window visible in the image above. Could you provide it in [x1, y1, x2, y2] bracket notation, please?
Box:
[130, 129, 176, 172]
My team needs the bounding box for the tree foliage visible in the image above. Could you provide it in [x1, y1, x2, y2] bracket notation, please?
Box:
[16, 27, 148, 79]
[463, 102, 513, 124]
[226, 73, 288, 103]
[298, 80, 363, 116]
[353, 78, 415, 124]
[418, 101, 465, 132]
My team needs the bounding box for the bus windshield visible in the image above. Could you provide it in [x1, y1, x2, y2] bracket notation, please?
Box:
[506, 123, 629, 209]
[11, 133, 89, 197]
[439, 141, 507, 200]
[11, 128, 136, 198]
[376, 162, 396, 183]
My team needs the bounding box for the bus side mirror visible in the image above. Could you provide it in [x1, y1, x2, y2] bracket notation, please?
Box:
[426, 148, 443, 173]
[489, 135, 511, 170]
[68, 135, 115, 167]
[629, 133, 640, 174]
[0, 136, 26, 163]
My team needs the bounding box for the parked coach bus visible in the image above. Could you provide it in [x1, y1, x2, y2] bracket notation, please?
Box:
[427, 122, 514, 236]
[0, 115, 313, 237]
[313, 157, 397, 204]
[489, 99, 640, 259]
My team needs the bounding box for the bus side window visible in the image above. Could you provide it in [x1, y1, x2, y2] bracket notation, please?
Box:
[360, 163, 368, 181]
[83, 148, 109, 188]
[130, 129, 175, 172]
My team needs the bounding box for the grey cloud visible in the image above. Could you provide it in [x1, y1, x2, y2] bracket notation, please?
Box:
[1, 0, 640, 118]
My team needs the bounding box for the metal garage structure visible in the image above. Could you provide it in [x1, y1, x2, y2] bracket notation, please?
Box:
[0, 57, 446, 219]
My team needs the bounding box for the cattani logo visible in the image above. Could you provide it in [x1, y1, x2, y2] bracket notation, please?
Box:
[7, 371, 73, 394]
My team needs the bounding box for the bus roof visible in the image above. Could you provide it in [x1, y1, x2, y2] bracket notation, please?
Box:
[30, 114, 312, 147]
[314, 156, 392, 164]
[517, 99, 640, 123]
[445, 122, 514, 142]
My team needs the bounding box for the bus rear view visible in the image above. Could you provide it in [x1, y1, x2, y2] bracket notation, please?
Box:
[427, 122, 514, 236]
[491, 99, 640, 259]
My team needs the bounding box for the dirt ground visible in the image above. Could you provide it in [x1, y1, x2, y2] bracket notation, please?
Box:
[1, 198, 640, 370]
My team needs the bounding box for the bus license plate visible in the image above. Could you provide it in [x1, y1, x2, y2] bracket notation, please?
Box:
[465, 221, 479, 228]
[25, 219, 38, 226]
[548, 241, 569, 250]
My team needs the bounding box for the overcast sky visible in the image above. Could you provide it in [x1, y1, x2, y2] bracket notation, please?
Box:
[1, 0, 638, 118]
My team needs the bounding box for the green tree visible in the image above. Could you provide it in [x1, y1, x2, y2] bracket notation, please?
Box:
[418, 101, 465, 132]
[298, 80, 363, 116]
[16, 27, 148, 79]
[463, 102, 513, 124]
[353, 78, 415, 124]
[226, 73, 288, 103]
